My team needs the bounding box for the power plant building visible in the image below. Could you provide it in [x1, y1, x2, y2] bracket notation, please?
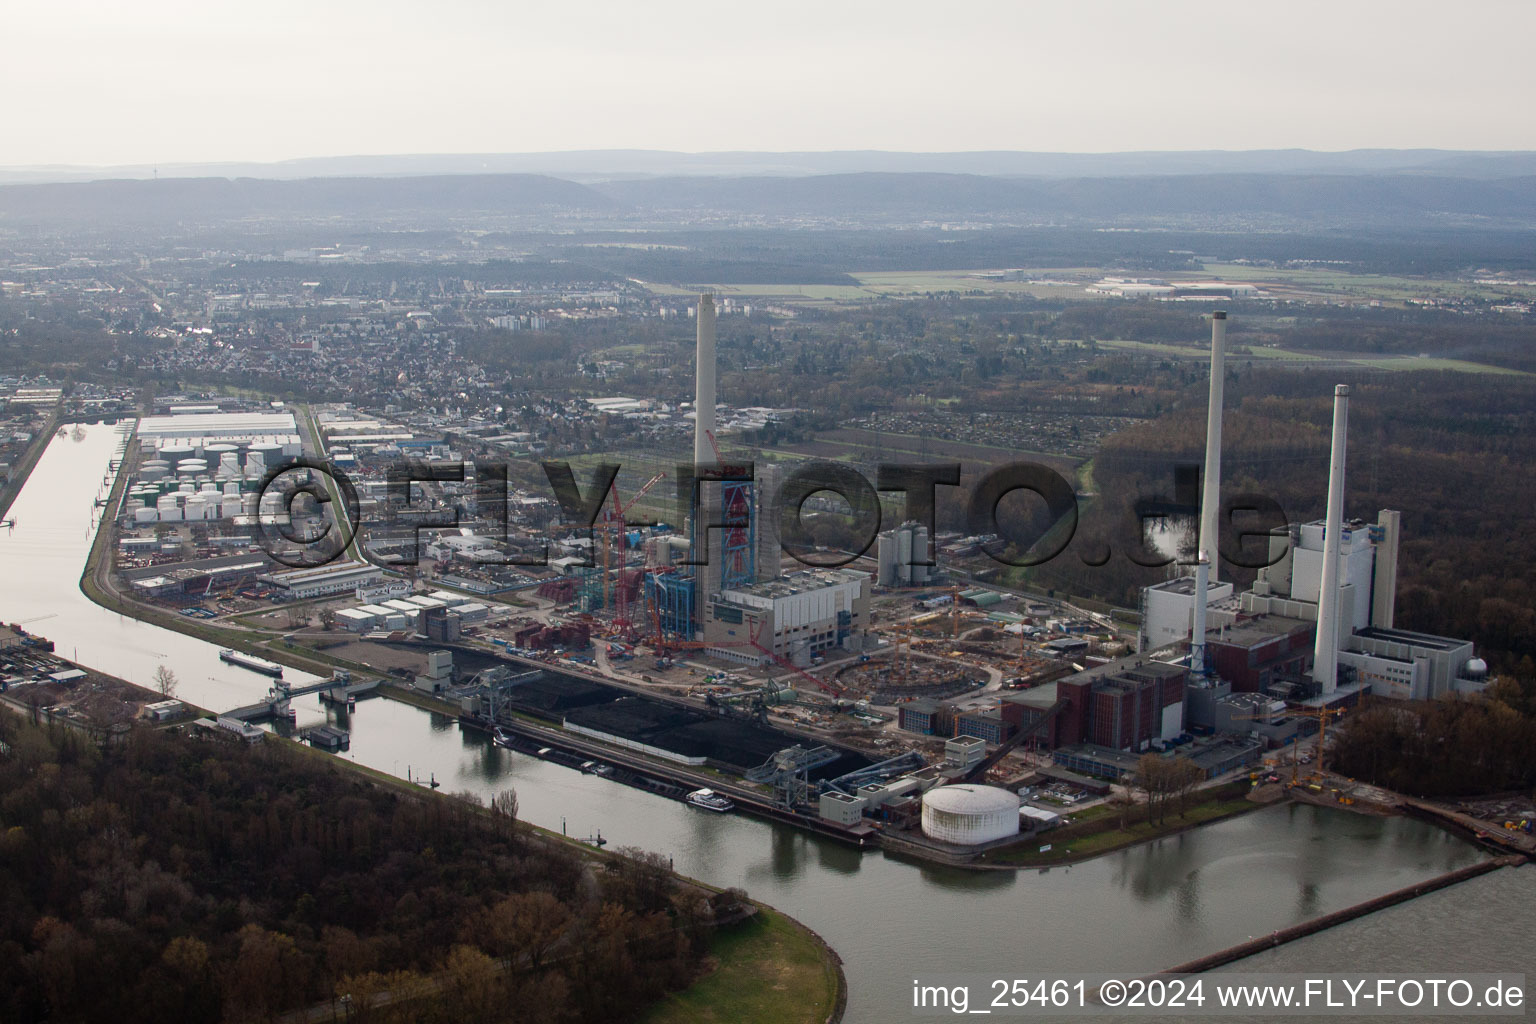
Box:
[701, 568, 869, 665]
[649, 293, 874, 667]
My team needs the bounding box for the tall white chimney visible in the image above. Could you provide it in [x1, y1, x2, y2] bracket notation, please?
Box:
[1190, 552, 1210, 684]
[1199, 312, 1227, 580]
[693, 293, 717, 468]
[1313, 384, 1350, 693]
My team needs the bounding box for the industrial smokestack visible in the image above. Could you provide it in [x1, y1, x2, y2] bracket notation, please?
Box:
[1198, 311, 1227, 581]
[693, 293, 717, 468]
[1190, 553, 1210, 684]
[1313, 384, 1350, 693]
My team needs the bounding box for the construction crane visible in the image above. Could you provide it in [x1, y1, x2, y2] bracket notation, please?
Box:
[748, 619, 845, 697]
[1230, 703, 1348, 785]
[958, 699, 1068, 784]
[585, 472, 665, 621]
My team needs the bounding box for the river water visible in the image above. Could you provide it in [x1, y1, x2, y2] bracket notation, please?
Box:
[1, 424, 1524, 1022]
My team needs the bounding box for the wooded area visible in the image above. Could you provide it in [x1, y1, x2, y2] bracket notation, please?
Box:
[1331, 677, 1536, 797]
[0, 717, 734, 1023]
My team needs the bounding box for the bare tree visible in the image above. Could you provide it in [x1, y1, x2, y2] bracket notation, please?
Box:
[153, 664, 178, 698]
[1168, 757, 1205, 817]
[491, 787, 519, 841]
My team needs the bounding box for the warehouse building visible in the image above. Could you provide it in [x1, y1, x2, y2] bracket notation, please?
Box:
[258, 561, 384, 600]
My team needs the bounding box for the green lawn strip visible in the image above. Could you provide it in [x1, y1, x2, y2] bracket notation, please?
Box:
[637, 907, 842, 1024]
[982, 791, 1260, 867]
[0, 408, 61, 521]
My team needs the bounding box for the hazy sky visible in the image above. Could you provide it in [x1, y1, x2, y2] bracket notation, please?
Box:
[6, 0, 1535, 166]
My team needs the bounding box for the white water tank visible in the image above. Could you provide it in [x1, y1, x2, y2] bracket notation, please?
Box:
[921, 784, 1020, 845]
[134, 507, 158, 523]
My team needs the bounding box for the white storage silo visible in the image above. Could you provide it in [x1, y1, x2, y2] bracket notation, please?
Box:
[222, 496, 243, 518]
[134, 507, 158, 524]
[160, 506, 183, 522]
[920, 785, 1020, 846]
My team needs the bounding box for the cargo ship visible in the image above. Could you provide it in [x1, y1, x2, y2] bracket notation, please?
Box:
[219, 649, 284, 678]
[685, 788, 734, 813]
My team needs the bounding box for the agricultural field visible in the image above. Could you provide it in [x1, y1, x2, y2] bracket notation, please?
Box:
[1092, 338, 1530, 376]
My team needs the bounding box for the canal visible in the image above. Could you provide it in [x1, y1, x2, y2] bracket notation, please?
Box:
[0, 423, 1516, 1022]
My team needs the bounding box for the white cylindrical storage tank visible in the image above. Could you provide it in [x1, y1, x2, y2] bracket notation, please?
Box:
[177, 459, 207, 477]
[185, 496, 208, 520]
[246, 451, 267, 477]
[224, 482, 241, 497]
[160, 444, 194, 461]
[912, 525, 931, 583]
[160, 506, 183, 522]
[242, 494, 258, 515]
[157, 494, 180, 510]
[177, 482, 194, 493]
[920, 785, 1020, 846]
[134, 506, 158, 524]
[222, 496, 244, 518]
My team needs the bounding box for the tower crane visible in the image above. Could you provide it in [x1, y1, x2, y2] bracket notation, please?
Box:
[1230, 703, 1348, 786]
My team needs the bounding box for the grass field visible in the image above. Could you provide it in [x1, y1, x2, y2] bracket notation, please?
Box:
[1093, 338, 1528, 376]
[638, 908, 842, 1024]
[983, 792, 1259, 867]
[639, 262, 1536, 311]
[638, 280, 876, 300]
[853, 269, 1102, 299]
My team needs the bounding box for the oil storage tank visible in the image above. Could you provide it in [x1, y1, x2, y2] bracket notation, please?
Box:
[920, 784, 1020, 845]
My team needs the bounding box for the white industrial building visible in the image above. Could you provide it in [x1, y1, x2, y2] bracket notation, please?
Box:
[1139, 574, 1236, 652]
[701, 568, 870, 665]
[920, 784, 1020, 845]
[137, 412, 301, 459]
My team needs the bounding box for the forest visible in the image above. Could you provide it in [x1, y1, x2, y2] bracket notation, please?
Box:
[1331, 676, 1536, 796]
[0, 717, 733, 1024]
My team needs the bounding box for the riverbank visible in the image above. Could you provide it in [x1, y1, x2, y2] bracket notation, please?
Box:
[639, 906, 846, 1024]
[284, 724, 847, 1024]
[0, 408, 60, 522]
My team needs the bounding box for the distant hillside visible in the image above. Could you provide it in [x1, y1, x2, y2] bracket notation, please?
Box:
[596, 172, 1536, 224]
[0, 173, 612, 230]
[8, 148, 1536, 183]
[3, 168, 1534, 232]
